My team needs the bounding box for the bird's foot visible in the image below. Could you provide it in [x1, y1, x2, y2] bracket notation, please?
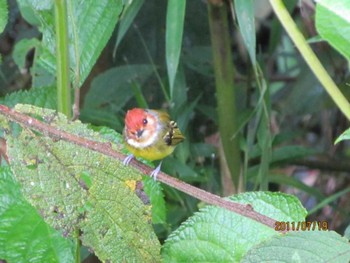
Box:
[123, 154, 134, 166]
[150, 161, 162, 181]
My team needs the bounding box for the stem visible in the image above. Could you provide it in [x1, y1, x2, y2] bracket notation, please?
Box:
[255, 67, 271, 191]
[208, 2, 242, 192]
[0, 104, 284, 233]
[55, 0, 72, 118]
[67, 0, 81, 120]
[74, 229, 81, 263]
[269, 0, 350, 121]
[133, 24, 171, 103]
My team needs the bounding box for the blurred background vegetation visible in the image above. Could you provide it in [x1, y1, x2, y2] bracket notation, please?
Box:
[0, 0, 349, 241]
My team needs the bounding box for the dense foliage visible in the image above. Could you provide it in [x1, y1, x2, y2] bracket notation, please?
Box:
[0, 0, 349, 262]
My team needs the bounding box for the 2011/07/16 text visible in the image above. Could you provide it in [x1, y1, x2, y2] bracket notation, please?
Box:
[275, 221, 328, 231]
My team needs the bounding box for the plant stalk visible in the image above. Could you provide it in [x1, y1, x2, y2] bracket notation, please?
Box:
[270, 0, 350, 121]
[55, 0, 72, 118]
[208, 1, 242, 193]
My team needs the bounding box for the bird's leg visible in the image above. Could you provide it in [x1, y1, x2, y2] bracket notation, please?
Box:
[123, 154, 134, 166]
[150, 161, 162, 181]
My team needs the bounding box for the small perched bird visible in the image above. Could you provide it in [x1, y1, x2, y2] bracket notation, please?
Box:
[123, 108, 185, 180]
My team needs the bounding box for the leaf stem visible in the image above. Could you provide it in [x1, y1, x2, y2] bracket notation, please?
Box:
[269, 0, 350, 121]
[54, 0, 72, 118]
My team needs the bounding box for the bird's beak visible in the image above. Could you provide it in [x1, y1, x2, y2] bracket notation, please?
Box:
[136, 129, 144, 138]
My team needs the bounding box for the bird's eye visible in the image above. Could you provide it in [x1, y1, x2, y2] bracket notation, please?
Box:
[142, 118, 148, 125]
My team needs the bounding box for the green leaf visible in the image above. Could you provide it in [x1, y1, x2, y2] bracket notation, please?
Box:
[282, 64, 325, 116]
[93, 126, 166, 225]
[81, 64, 154, 128]
[4, 104, 161, 262]
[166, 0, 186, 97]
[162, 192, 307, 262]
[83, 64, 153, 109]
[0, 165, 76, 263]
[163, 157, 199, 182]
[0, 0, 8, 34]
[16, 0, 124, 87]
[308, 187, 350, 215]
[28, 0, 53, 10]
[143, 177, 166, 224]
[316, 0, 350, 60]
[335, 127, 350, 144]
[242, 231, 350, 262]
[80, 108, 123, 131]
[183, 46, 213, 76]
[191, 143, 216, 158]
[268, 173, 324, 200]
[171, 64, 188, 112]
[0, 86, 57, 109]
[115, 0, 144, 51]
[234, 0, 256, 65]
[270, 145, 317, 164]
[12, 38, 41, 69]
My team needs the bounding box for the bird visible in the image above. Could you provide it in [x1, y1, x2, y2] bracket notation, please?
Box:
[123, 108, 185, 180]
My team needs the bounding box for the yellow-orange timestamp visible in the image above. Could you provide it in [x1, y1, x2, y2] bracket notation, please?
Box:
[275, 221, 329, 232]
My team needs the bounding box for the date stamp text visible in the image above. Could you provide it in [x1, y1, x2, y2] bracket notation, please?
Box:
[275, 221, 329, 231]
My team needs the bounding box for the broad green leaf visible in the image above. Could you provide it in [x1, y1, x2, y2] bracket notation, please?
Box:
[131, 81, 149, 109]
[268, 174, 324, 200]
[175, 94, 200, 132]
[0, 0, 8, 34]
[95, 126, 166, 225]
[166, 0, 186, 97]
[171, 64, 187, 112]
[183, 46, 213, 76]
[16, 0, 123, 87]
[4, 104, 161, 262]
[0, 165, 76, 263]
[162, 192, 307, 262]
[163, 157, 199, 182]
[27, 0, 53, 10]
[270, 145, 317, 164]
[281, 65, 324, 115]
[143, 177, 166, 224]
[83, 64, 153, 109]
[115, 0, 144, 51]
[80, 108, 123, 131]
[12, 38, 41, 69]
[197, 104, 217, 122]
[234, 0, 256, 65]
[308, 187, 350, 215]
[0, 86, 57, 109]
[242, 231, 350, 262]
[191, 143, 216, 158]
[335, 127, 350, 144]
[81, 64, 154, 129]
[316, 0, 350, 61]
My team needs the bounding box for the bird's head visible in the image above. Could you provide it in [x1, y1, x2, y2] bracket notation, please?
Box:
[124, 108, 158, 146]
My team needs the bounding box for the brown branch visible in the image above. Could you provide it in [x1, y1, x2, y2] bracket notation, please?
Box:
[0, 104, 284, 233]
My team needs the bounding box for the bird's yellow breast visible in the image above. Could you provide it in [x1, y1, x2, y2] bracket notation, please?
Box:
[125, 142, 175, 161]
